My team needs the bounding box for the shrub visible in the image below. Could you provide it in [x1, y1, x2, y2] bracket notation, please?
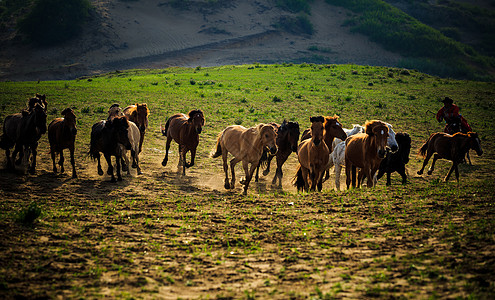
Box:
[16, 201, 42, 225]
[276, 0, 313, 14]
[275, 14, 314, 35]
[17, 0, 91, 45]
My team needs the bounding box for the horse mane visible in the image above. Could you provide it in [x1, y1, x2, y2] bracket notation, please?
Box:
[188, 109, 203, 119]
[136, 103, 150, 115]
[310, 116, 324, 123]
[365, 120, 386, 136]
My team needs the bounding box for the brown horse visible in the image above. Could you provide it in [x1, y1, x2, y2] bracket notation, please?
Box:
[417, 132, 482, 182]
[255, 120, 300, 186]
[161, 110, 205, 175]
[123, 103, 149, 152]
[345, 120, 389, 188]
[48, 108, 78, 178]
[294, 116, 329, 192]
[211, 123, 278, 195]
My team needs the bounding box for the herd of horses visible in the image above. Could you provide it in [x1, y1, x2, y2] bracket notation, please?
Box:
[0, 94, 484, 194]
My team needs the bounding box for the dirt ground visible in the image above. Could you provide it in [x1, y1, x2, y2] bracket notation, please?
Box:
[0, 132, 494, 299]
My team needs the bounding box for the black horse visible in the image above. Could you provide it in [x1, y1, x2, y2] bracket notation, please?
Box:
[255, 120, 300, 186]
[377, 132, 411, 186]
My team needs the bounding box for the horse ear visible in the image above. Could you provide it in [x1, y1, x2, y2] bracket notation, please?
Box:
[61, 108, 69, 116]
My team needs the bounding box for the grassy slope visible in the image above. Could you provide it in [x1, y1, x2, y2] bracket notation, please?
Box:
[0, 64, 494, 298]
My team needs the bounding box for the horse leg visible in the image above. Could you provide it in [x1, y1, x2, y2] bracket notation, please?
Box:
[317, 171, 324, 192]
[263, 154, 274, 176]
[161, 136, 172, 167]
[59, 150, 65, 174]
[181, 149, 187, 175]
[229, 157, 241, 189]
[104, 154, 115, 182]
[69, 145, 77, 178]
[139, 131, 145, 154]
[116, 155, 123, 181]
[454, 164, 460, 182]
[241, 161, 256, 195]
[398, 166, 407, 184]
[428, 154, 441, 175]
[186, 148, 196, 168]
[5, 148, 13, 170]
[466, 151, 472, 165]
[301, 167, 310, 192]
[444, 162, 456, 182]
[221, 150, 230, 189]
[334, 164, 342, 191]
[29, 144, 37, 174]
[351, 166, 357, 188]
[96, 153, 104, 176]
[386, 172, 392, 186]
[417, 150, 433, 175]
[133, 149, 142, 175]
[255, 163, 260, 182]
[51, 148, 58, 174]
[13, 145, 22, 165]
[345, 159, 352, 189]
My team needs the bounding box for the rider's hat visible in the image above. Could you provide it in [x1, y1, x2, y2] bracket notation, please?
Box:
[441, 97, 454, 104]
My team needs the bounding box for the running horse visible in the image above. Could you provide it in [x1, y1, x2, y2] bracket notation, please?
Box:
[211, 123, 278, 195]
[293, 116, 329, 192]
[48, 108, 78, 178]
[123, 103, 149, 152]
[161, 109, 205, 175]
[0, 103, 47, 173]
[255, 120, 300, 186]
[417, 132, 482, 182]
[345, 120, 389, 188]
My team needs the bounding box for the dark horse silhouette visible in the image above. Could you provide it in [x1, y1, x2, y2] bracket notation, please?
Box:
[377, 132, 411, 186]
[161, 109, 205, 175]
[89, 116, 132, 182]
[1, 103, 47, 174]
[255, 120, 300, 186]
[48, 108, 78, 178]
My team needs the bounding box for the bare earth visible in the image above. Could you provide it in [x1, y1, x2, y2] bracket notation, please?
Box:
[0, 0, 402, 81]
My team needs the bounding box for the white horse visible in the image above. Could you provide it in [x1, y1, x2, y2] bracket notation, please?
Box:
[329, 122, 398, 190]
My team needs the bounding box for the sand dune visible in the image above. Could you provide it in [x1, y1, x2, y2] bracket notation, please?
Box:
[0, 0, 401, 81]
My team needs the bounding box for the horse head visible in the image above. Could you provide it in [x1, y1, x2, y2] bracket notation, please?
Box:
[108, 104, 124, 120]
[468, 132, 483, 156]
[107, 116, 131, 150]
[280, 120, 300, 152]
[32, 103, 47, 135]
[259, 124, 278, 155]
[365, 120, 389, 159]
[28, 94, 47, 112]
[135, 103, 149, 132]
[324, 115, 347, 141]
[62, 108, 77, 136]
[309, 116, 325, 146]
[188, 109, 205, 134]
[385, 122, 399, 153]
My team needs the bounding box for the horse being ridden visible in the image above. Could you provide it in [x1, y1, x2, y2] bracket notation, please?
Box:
[89, 116, 132, 182]
[255, 120, 300, 186]
[161, 110, 205, 175]
[108, 104, 142, 175]
[417, 132, 482, 182]
[345, 120, 389, 188]
[293, 116, 330, 192]
[1, 103, 47, 174]
[377, 132, 411, 186]
[123, 103, 149, 153]
[211, 123, 278, 195]
[48, 108, 78, 178]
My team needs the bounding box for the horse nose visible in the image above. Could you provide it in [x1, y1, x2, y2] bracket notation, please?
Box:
[391, 145, 398, 152]
[139, 125, 146, 132]
[314, 139, 321, 146]
[291, 145, 298, 153]
[270, 146, 278, 155]
[196, 127, 202, 134]
[378, 149, 386, 158]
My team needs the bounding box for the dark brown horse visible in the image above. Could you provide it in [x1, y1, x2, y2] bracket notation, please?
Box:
[0, 103, 47, 173]
[89, 116, 132, 182]
[48, 108, 78, 178]
[123, 103, 149, 152]
[417, 132, 482, 182]
[27, 93, 47, 112]
[377, 132, 411, 186]
[255, 120, 300, 186]
[161, 110, 205, 175]
[345, 120, 389, 188]
[294, 116, 329, 192]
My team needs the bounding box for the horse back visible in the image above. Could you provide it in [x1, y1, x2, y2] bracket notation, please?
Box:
[345, 133, 370, 169]
[2, 113, 22, 147]
[48, 118, 71, 148]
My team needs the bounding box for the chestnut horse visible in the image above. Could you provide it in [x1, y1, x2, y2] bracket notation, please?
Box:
[211, 123, 278, 195]
[293, 116, 329, 192]
[417, 132, 482, 182]
[255, 120, 300, 186]
[161, 110, 205, 175]
[123, 103, 149, 152]
[0, 103, 47, 174]
[48, 108, 78, 178]
[345, 120, 389, 188]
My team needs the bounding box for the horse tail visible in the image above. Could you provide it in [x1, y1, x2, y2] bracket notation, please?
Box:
[162, 118, 171, 136]
[418, 133, 434, 157]
[210, 131, 224, 158]
[292, 164, 305, 191]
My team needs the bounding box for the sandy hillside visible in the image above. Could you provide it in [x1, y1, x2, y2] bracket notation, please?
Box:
[0, 0, 402, 81]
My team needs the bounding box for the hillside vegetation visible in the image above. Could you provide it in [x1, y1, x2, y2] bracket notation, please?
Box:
[0, 64, 494, 298]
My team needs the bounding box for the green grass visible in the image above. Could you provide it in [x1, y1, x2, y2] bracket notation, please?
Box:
[0, 64, 494, 299]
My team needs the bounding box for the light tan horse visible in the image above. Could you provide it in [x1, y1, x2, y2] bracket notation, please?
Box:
[293, 116, 329, 192]
[211, 124, 278, 194]
[417, 132, 482, 182]
[123, 103, 149, 152]
[345, 120, 389, 188]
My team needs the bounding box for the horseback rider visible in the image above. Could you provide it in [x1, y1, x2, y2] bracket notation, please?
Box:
[436, 97, 472, 134]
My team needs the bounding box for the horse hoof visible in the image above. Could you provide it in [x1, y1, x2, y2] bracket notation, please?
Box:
[132, 162, 137, 168]
[417, 170, 423, 175]
[72, 174, 77, 179]
[224, 182, 230, 189]
[122, 165, 128, 172]
[110, 178, 117, 183]
[262, 169, 270, 176]
[240, 179, 246, 185]
[53, 168, 57, 173]
[98, 169, 104, 176]
[161, 159, 167, 167]
[137, 170, 142, 175]
[118, 177, 123, 181]
[427, 170, 433, 175]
